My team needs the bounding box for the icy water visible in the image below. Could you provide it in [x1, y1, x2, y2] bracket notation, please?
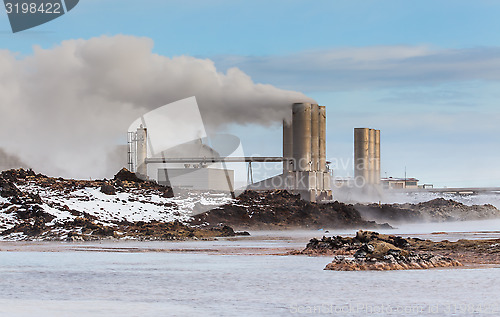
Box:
[0, 252, 499, 317]
[1, 221, 500, 317]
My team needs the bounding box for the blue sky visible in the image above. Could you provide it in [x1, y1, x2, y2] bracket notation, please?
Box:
[4, 1, 500, 53]
[2, 0, 500, 186]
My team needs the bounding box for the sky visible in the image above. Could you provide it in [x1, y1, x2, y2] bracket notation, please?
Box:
[1, 0, 500, 187]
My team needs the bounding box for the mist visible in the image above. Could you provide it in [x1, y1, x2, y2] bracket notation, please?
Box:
[0, 148, 30, 171]
[379, 191, 500, 210]
[0, 35, 313, 179]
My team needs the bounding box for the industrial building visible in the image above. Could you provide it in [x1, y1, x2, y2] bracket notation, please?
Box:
[129, 128, 238, 193]
[128, 102, 333, 202]
[381, 177, 419, 189]
[126, 98, 452, 203]
[158, 167, 235, 191]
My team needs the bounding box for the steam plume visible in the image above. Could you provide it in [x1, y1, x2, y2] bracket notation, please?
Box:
[0, 35, 313, 178]
[0, 148, 30, 171]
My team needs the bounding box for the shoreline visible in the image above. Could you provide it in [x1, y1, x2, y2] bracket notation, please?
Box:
[2, 230, 500, 269]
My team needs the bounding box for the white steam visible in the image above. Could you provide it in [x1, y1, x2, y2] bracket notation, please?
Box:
[0, 35, 313, 178]
[0, 148, 30, 171]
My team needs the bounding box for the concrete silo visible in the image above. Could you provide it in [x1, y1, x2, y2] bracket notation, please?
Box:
[136, 126, 148, 179]
[311, 104, 320, 172]
[282, 102, 332, 201]
[283, 119, 293, 175]
[292, 103, 312, 172]
[354, 127, 380, 186]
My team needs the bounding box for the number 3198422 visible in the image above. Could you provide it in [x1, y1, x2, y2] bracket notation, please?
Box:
[5, 2, 62, 14]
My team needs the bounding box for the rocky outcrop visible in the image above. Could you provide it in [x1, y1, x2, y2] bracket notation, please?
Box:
[0, 177, 22, 198]
[2, 217, 47, 236]
[325, 252, 461, 271]
[100, 183, 116, 195]
[113, 168, 144, 183]
[302, 230, 462, 271]
[355, 198, 500, 223]
[191, 190, 392, 230]
[1, 170, 55, 230]
[410, 236, 500, 265]
[0, 168, 235, 241]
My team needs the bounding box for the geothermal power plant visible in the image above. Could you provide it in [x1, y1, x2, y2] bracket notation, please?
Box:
[127, 102, 385, 202]
[128, 102, 333, 202]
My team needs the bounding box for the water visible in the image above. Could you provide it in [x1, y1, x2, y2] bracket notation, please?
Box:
[1, 223, 500, 317]
[0, 251, 499, 317]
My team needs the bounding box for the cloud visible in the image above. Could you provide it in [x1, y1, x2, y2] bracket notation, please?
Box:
[377, 88, 476, 108]
[213, 45, 500, 92]
[0, 35, 312, 178]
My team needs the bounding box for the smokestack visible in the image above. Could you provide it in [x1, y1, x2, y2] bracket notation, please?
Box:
[374, 129, 381, 184]
[354, 127, 380, 186]
[283, 119, 293, 174]
[318, 106, 327, 172]
[354, 128, 370, 184]
[292, 103, 312, 171]
[277, 102, 332, 202]
[311, 104, 320, 171]
[136, 126, 148, 178]
[368, 129, 376, 184]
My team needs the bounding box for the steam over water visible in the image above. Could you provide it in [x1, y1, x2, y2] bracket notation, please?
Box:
[1, 223, 500, 317]
[380, 192, 500, 209]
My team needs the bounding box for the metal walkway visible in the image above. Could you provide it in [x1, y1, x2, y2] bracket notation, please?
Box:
[145, 157, 285, 164]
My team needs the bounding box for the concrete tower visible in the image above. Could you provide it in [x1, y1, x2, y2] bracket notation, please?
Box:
[354, 128, 370, 184]
[311, 104, 320, 172]
[374, 129, 381, 185]
[292, 103, 312, 171]
[318, 106, 327, 173]
[283, 119, 293, 175]
[256, 102, 332, 202]
[354, 127, 380, 186]
[136, 126, 148, 179]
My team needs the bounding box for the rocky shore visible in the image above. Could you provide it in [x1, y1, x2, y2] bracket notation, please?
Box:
[1, 168, 392, 241]
[300, 230, 457, 270]
[0, 168, 243, 241]
[3, 167, 500, 242]
[190, 190, 392, 230]
[355, 198, 500, 223]
[410, 235, 500, 265]
[298, 230, 500, 270]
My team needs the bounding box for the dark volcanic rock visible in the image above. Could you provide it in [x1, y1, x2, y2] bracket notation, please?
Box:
[191, 190, 391, 230]
[303, 230, 411, 256]
[114, 168, 144, 183]
[163, 186, 174, 198]
[0, 177, 22, 198]
[0, 168, 184, 240]
[1, 170, 52, 224]
[355, 203, 424, 223]
[113, 221, 239, 240]
[325, 251, 461, 271]
[113, 168, 174, 197]
[14, 204, 54, 222]
[300, 230, 462, 271]
[2, 217, 46, 236]
[100, 183, 116, 195]
[355, 198, 500, 223]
